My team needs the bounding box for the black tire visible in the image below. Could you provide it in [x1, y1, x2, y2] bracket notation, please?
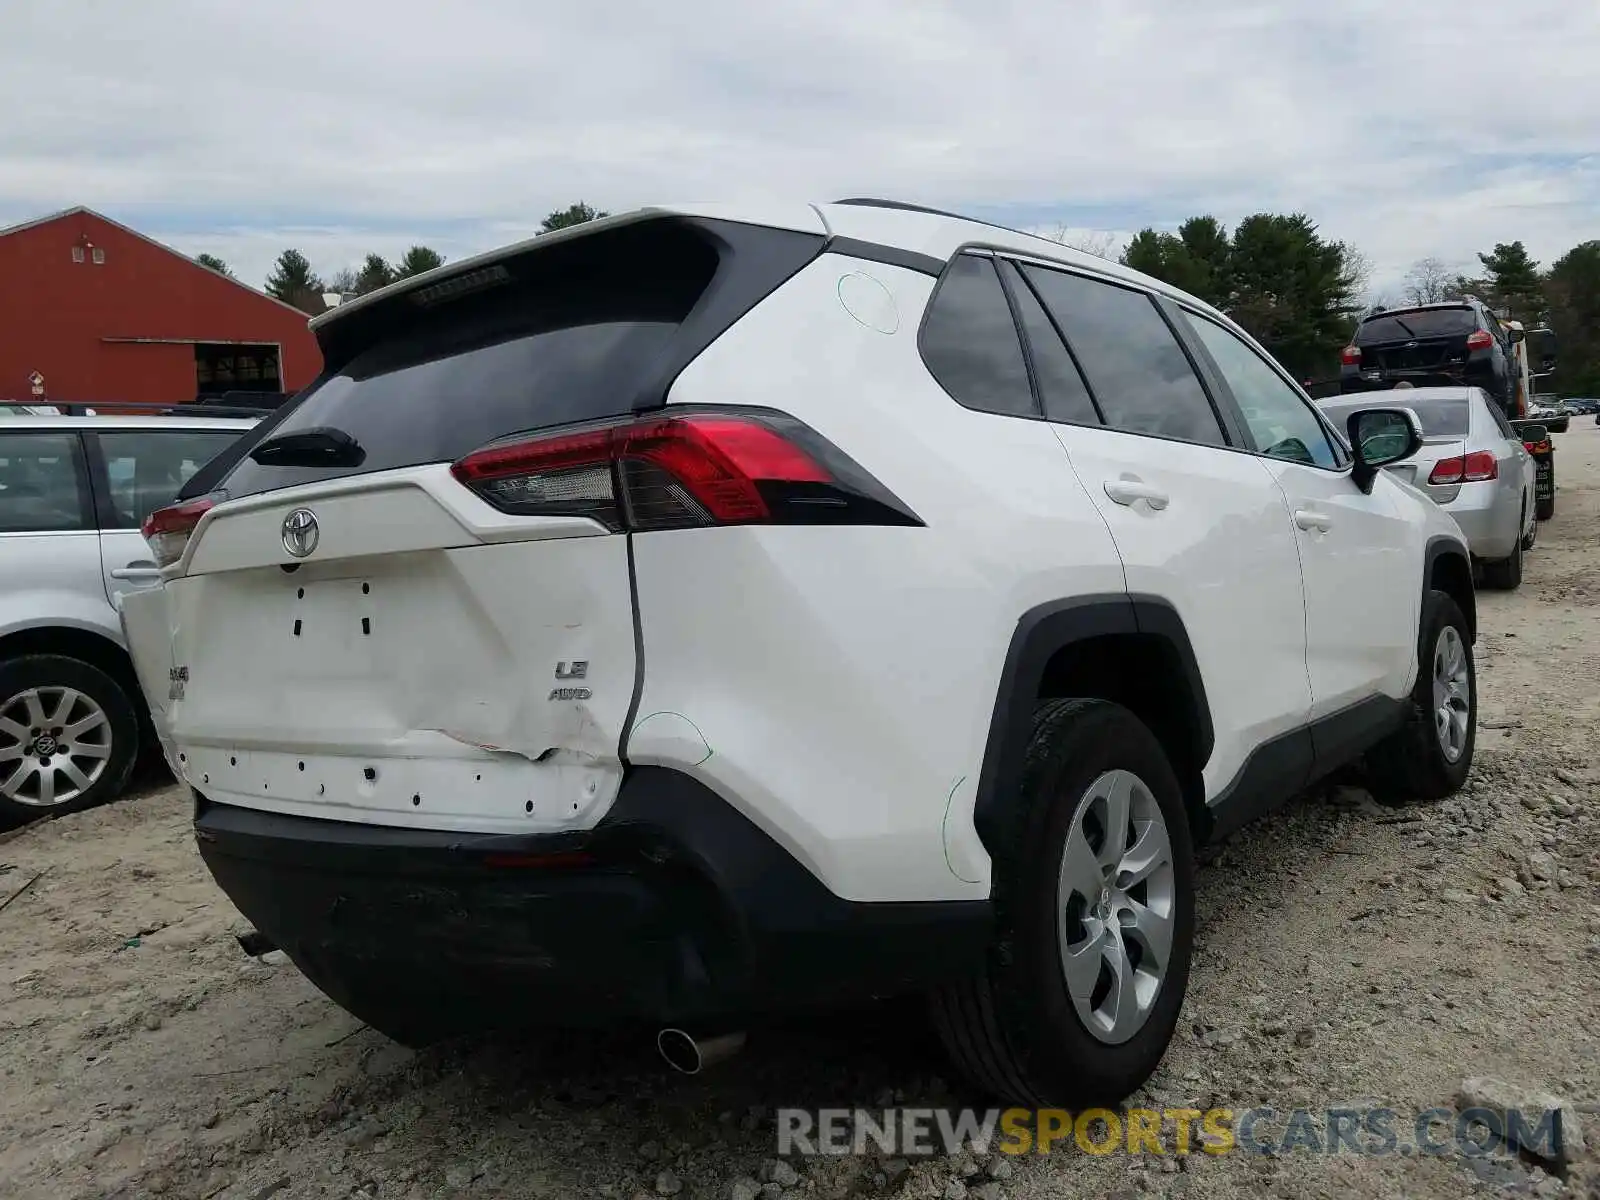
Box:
[1481, 530, 1523, 590]
[0, 655, 139, 823]
[931, 699, 1195, 1107]
[1536, 492, 1554, 521]
[1366, 590, 1474, 805]
[1521, 515, 1537, 552]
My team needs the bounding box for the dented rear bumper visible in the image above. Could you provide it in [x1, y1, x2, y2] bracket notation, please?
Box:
[195, 766, 991, 1040]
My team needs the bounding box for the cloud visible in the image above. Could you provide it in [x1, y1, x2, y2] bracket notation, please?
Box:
[2, 0, 1596, 292]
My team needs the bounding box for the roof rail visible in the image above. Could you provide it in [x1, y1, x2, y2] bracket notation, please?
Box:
[0, 400, 271, 418]
[832, 197, 1051, 247]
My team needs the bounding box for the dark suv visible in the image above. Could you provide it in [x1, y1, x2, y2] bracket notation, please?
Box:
[1340, 298, 1515, 414]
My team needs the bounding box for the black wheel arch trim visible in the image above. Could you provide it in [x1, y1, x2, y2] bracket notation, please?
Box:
[1424, 534, 1476, 641]
[971, 594, 1214, 853]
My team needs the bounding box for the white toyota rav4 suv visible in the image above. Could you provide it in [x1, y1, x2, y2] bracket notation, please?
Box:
[120, 200, 1476, 1105]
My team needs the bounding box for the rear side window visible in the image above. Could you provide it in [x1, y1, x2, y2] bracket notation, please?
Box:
[0, 432, 91, 533]
[919, 254, 1035, 418]
[1356, 308, 1477, 343]
[217, 219, 817, 500]
[1023, 265, 1226, 446]
[1483, 394, 1517, 439]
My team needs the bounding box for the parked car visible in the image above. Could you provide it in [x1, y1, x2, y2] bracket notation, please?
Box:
[1340, 299, 1516, 414]
[1318, 387, 1536, 588]
[119, 200, 1476, 1107]
[0, 407, 259, 820]
[1528, 400, 1571, 434]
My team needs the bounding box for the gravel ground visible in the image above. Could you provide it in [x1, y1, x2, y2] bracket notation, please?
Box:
[2, 425, 1598, 1200]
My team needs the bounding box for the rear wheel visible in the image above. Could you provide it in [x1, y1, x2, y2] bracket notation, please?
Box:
[1367, 591, 1474, 804]
[0, 655, 139, 822]
[1482, 527, 1523, 590]
[931, 699, 1194, 1106]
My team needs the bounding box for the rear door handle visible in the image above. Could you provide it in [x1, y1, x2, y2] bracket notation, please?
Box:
[1104, 479, 1170, 510]
[1293, 509, 1333, 533]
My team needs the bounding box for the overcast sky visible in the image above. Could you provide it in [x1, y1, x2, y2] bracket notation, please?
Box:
[3, 0, 1596, 299]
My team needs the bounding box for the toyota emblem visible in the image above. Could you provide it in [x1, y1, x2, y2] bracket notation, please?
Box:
[281, 508, 320, 557]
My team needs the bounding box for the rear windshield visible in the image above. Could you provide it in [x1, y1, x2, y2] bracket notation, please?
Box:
[1356, 308, 1477, 343]
[216, 221, 736, 500]
[1320, 395, 1470, 438]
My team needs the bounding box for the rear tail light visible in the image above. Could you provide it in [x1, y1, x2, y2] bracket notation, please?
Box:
[141, 497, 215, 567]
[1524, 438, 1551, 454]
[1341, 345, 1362, 366]
[450, 408, 921, 530]
[1466, 330, 1494, 351]
[1428, 452, 1497, 485]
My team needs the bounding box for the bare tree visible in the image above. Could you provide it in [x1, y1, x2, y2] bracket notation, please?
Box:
[1041, 225, 1120, 260]
[1342, 246, 1375, 304]
[1402, 257, 1457, 305]
[326, 267, 359, 296]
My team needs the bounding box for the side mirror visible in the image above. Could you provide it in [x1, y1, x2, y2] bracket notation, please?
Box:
[1347, 408, 1423, 494]
[1509, 326, 1526, 344]
[1519, 423, 1548, 445]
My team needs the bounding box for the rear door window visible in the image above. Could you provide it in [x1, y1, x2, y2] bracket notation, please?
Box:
[998, 261, 1101, 426]
[0, 433, 92, 533]
[1022, 265, 1226, 446]
[919, 254, 1036, 418]
[94, 430, 244, 528]
[1356, 309, 1476, 342]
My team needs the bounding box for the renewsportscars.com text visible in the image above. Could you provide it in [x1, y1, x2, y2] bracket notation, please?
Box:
[777, 1106, 1574, 1161]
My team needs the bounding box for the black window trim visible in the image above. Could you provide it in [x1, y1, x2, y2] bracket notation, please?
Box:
[0, 428, 98, 535]
[1175, 304, 1354, 474]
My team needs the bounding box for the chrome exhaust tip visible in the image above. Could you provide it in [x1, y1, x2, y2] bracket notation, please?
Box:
[657, 1028, 746, 1074]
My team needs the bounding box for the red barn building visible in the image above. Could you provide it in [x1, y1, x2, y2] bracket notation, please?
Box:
[0, 207, 322, 406]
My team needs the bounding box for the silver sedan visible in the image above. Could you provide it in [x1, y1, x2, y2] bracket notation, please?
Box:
[1319, 386, 1537, 589]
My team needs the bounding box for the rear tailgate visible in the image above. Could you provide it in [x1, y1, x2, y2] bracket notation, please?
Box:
[1355, 308, 1477, 382]
[163, 475, 634, 834]
[148, 212, 826, 835]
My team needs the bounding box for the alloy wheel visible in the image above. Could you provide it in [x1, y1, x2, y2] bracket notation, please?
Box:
[0, 687, 114, 808]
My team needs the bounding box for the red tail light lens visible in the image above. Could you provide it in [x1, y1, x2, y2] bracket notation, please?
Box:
[1428, 452, 1497, 485]
[1341, 345, 1362, 366]
[141, 497, 215, 567]
[1429, 457, 1463, 485]
[1524, 439, 1551, 454]
[1466, 330, 1494, 351]
[451, 408, 919, 530]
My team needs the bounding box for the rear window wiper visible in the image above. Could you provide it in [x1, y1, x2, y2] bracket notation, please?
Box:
[1388, 316, 1418, 339]
[248, 426, 366, 468]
